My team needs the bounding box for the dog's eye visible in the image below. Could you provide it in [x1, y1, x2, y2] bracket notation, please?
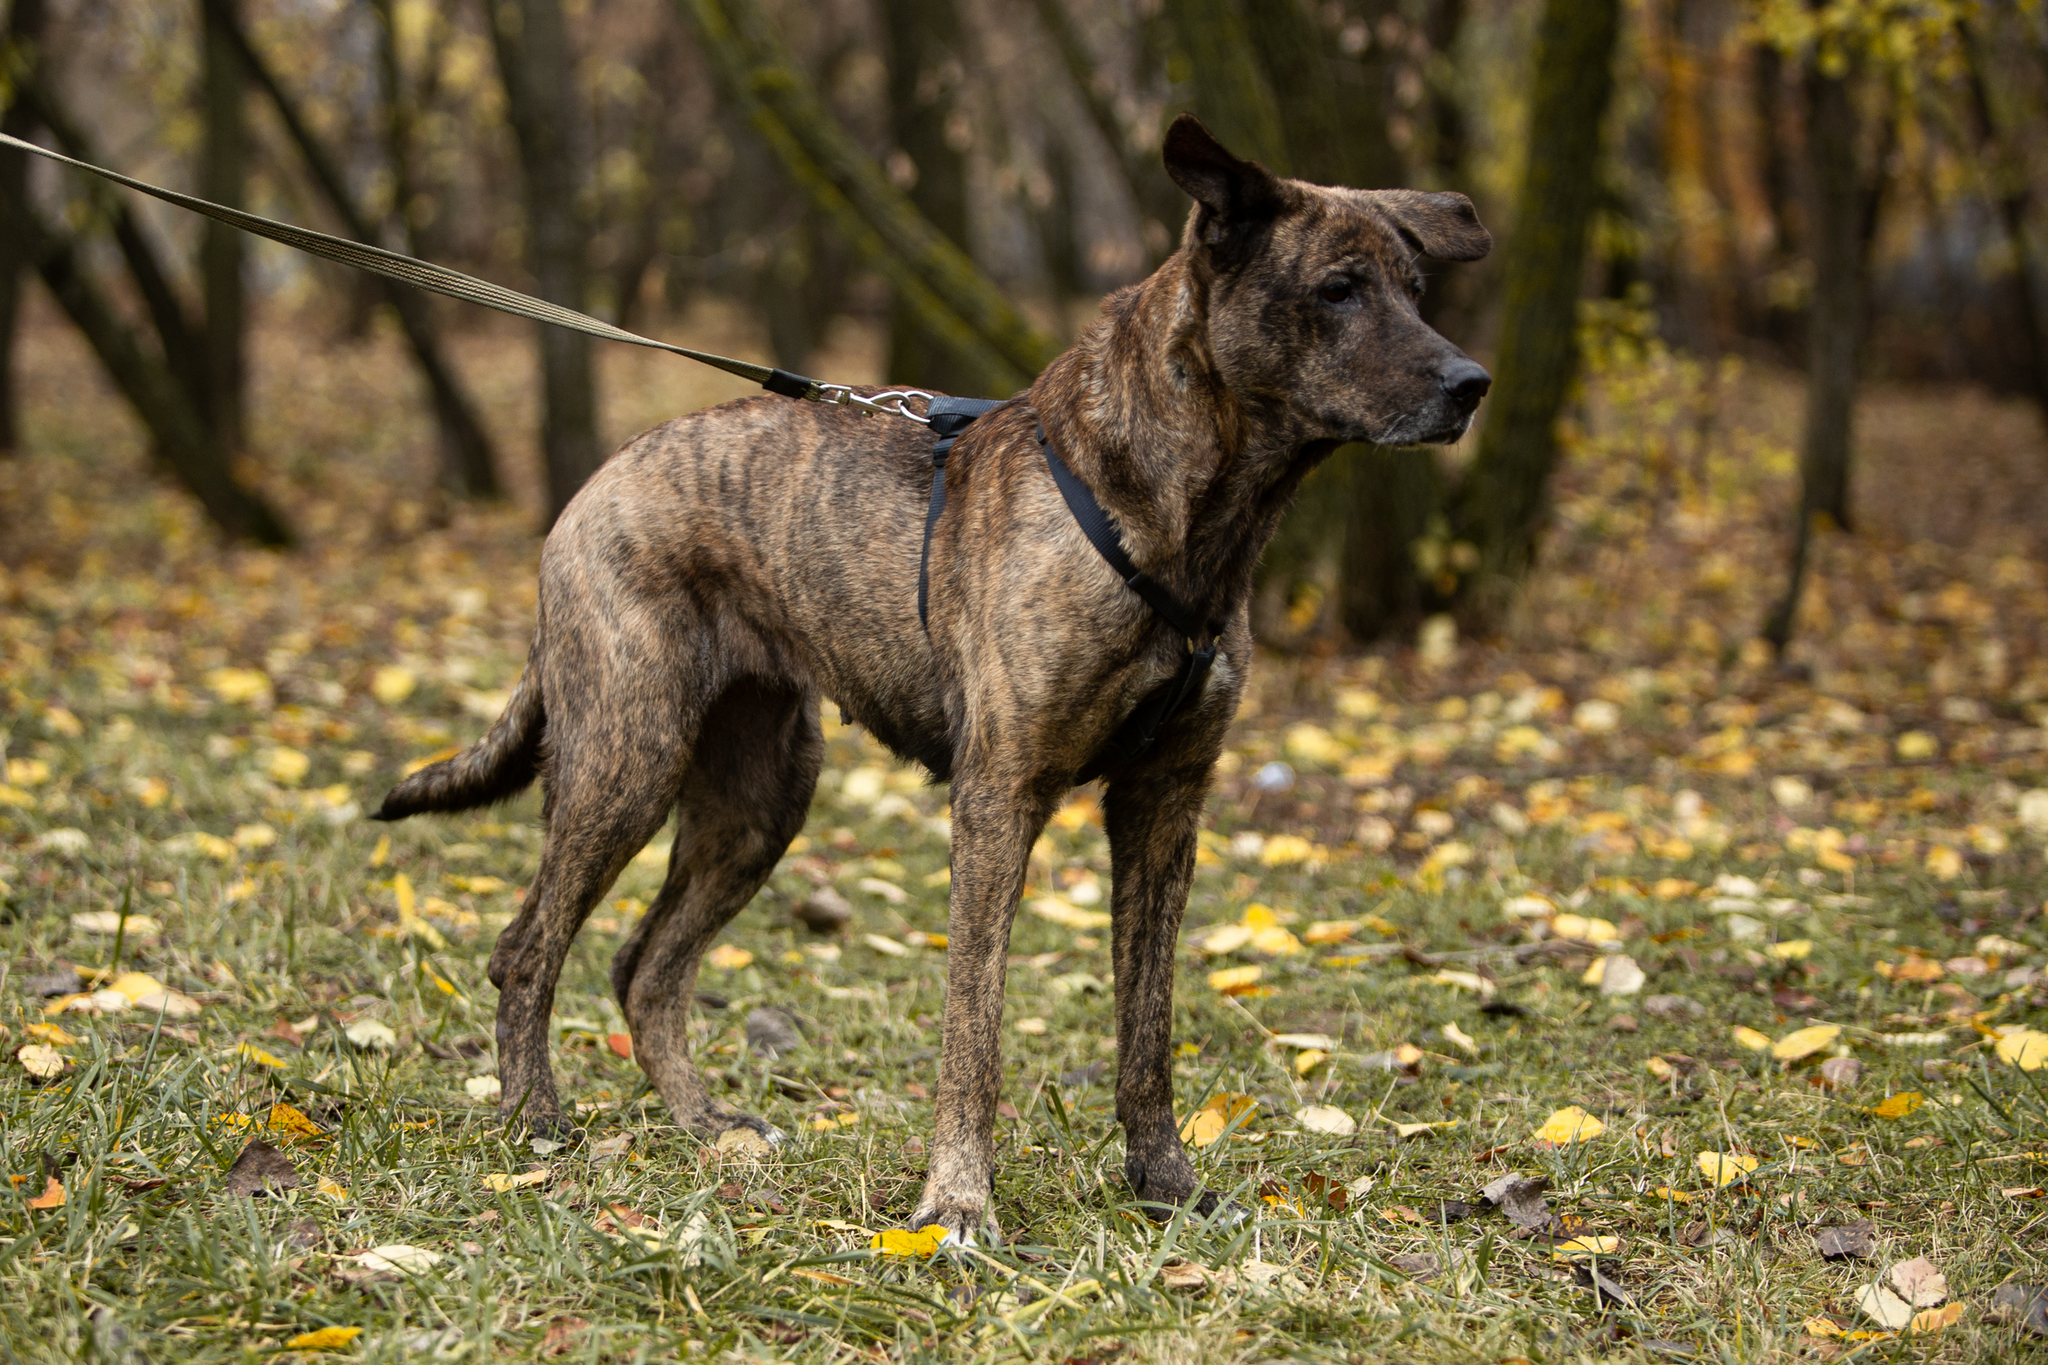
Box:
[1318, 281, 1355, 305]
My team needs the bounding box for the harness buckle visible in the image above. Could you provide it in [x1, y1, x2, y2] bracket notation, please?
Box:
[816, 385, 935, 425]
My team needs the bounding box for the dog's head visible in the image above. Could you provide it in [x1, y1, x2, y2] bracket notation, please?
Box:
[1163, 115, 1492, 447]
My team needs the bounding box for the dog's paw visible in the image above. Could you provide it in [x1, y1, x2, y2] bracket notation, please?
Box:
[1126, 1153, 1247, 1226]
[694, 1109, 786, 1148]
[906, 1201, 995, 1253]
[503, 1110, 581, 1145]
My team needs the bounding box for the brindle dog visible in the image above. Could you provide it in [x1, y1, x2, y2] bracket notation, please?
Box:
[374, 116, 1491, 1243]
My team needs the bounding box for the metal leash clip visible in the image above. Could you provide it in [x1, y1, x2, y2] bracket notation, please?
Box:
[815, 385, 935, 424]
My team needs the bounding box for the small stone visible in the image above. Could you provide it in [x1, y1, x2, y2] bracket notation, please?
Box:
[1643, 994, 1704, 1019]
[744, 1007, 804, 1059]
[794, 887, 853, 933]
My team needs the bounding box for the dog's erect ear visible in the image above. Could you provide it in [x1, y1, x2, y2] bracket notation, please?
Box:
[1163, 114, 1287, 229]
[1369, 189, 1492, 262]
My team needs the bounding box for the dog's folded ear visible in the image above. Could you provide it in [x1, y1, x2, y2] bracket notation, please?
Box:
[1163, 114, 1289, 255]
[1369, 189, 1493, 262]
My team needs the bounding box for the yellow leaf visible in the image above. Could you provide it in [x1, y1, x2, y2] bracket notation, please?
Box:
[285, 1326, 362, 1351]
[1645, 1056, 1675, 1080]
[1995, 1029, 2048, 1071]
[1768, 939, 1813, 960]
[1180, 1092, 1255, 1145]
[1772, 1024, 1842, 1062]
[265, 748, 310, 786]
[1551, 1236, 1621, 1259]
[24, 1176, 65, 1209]
[1429, 970, 1493, 997]
[238, 1043, 288, 1069]
[1909, 1303, 1964, 1335]
[1805, 1316, 1847, 1339]
[1552, 914, 1619, 944]
[316, 1176, 348, 1203]
[1027, 897, 1112, 930]
[1533, 1106, 1605, 1144]
[370, 666, 417, 706]
[368, 834, 390, 868]
[1207, 965, 1264, 995]
[1732, 1026, 1773, 1052]
[1389, 1119, 1459, 1139]
[25, 1024, 76, 1046]
[16, 1045, 65, 1079]
[1650, 1186, 1692, 1203]
[707, 944, 753, 971]
[1302, 920, 1358, 944]
[870, 1224, 952, 1256]
[1697, 1151, 1758, 1186]
[482, 1169, 551, 1193]
[1868, 1092, 1925, 1120]
[1924, 845, 1963, 880]
[206, 667, 272, 706]
[1259, 835, 1316, 866]
[1895, 730, 1938, 761]
[265, 1103, 324, 1141]
[1294, 1048, 1328, 1076]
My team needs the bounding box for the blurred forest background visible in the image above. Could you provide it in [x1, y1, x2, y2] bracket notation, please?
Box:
[2, 0, 2046, 680]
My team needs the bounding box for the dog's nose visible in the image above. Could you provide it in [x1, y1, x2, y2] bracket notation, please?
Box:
[1439, 359, 1491, 405]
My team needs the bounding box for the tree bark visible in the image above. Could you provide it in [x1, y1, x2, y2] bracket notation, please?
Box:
[1161, 0, 1287, 172]
[487, 0, 603, 525]
[0, 0, 48, 456]
[1247, 0, 1400, 190]
[18, 204, 291, 544]
[1761, 56, 1874, 652]
[216, 0, 502, 500]
[1448, 0, 1621, 604]
[1027, 0, 1184, 259]
[200, 0, 249, 454]
[1964, 29, 2048, 436]
[883, 0, 979, 393]
[678, 0, 1057, 391]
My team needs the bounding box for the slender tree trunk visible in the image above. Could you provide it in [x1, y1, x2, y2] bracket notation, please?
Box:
[1027, 0, 1184, 261]
[215, 0, 502, 499]
[1964, 32, 2048, 436]
[1448, 0, 1621, 605]
[1762, 57, 1876, 651]
[200, 0, 249, 454]
[19, 205, 291, 544]
[1161, 0, 1287, 172]
[883, 0, 979, 393]
[0, 0, 49, 456]
[488, 0, 603, 525]
[1419, 0, 1470, 334]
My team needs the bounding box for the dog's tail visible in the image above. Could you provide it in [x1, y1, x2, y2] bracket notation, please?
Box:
[372, 658, 544, 821]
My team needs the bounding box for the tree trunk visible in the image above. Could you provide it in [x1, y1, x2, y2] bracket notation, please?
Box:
[1448, 0, 1621, 606]
[19, 204, 291, 545]
[678, 0, 1057, 390]
[1761, 57, 1872, 652]
[1161, 0, 1287, 172]
[883, 0, 979, 394]
[1419, 0, 1471, 334]
[0, 0, 49, 456]
[488, 0, 603, 525]
[1964, 29, 2048, 437]
[219, 0, 502, 500]
[200, 0, 249, 454]
[1027, 0, 1184, 262]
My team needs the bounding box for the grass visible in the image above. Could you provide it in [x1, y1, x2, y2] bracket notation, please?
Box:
[2, 299, 2048, 1362]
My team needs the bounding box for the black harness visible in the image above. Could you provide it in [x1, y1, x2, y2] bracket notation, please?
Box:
[916, 397, 1223, 784]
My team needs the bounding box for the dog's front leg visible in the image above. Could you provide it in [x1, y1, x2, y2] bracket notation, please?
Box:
[1103, 759, 1225, 1219]
[909, 772, 1050, 1246]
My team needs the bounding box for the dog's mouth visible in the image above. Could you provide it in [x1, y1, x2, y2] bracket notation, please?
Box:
[1371, 406, 1478, 447]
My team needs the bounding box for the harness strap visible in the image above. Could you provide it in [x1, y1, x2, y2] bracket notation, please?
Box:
[918, 397, 1009, 633]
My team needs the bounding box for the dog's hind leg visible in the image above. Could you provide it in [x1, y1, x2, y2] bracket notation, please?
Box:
[487, 709, 692, 1138]
[1104, 754, 1232, 1221]
[608, 680, 821, 1145]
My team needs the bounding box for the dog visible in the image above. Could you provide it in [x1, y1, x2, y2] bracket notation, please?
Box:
[374, 115, 1491, 1244]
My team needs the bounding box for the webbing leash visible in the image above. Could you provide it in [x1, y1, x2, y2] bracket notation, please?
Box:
[0, 129, 934, 422]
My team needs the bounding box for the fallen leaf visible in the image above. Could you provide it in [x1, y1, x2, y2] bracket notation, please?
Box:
[482, 1169, 551, 1193]
[238, 1043, 288, 1069]
[1888, 1256, 1948, 1308]
[1478, 1174, 1553, 1230]
[1910, 1303, 1965, 1335]
[1697, 1151, 1759, 1187]
[1772, 1024, 1842, 1062]
[1650, 1187, 1692, 1203]
[1819, 1056, 1863, 1089]
[1995, 1029, 2048, 1071]
[791, 1266, 856, 1287]
[353, 1244, 443, 1274]
[24, 1176, 64, 1209]
[1992, 1282, 2048, 1338]
[264, 1103, 325, 1142]
[606, 1033, 633, 1059]
[1271, 1031, 1337, 1050]
[70, 912, 162, 937]
[1027, 897, 1112, 930]
[1731, 1026, 1773, 1052]
[1206, 965, 1263, 995]
[713, 1127, 774, 1159]
[344, 1019, 397, 1051]
[1816, 1221, 1875, 1260]
[284, 1326, 363, 1351]
[1180, 1093, 1256, 1146]
[24, 1023, 76, 1046]
[870, 1224, 952, 1256]
[1868, 1092, 1925, 1120]
[1596, 954, 1646, 996]
[464, 1075, 503, 1102]
[316, 1176, 348, 1203]
[1297, 1105, 1355, 1136]
[16, 1044, 65, 1080]
[1552, 1236, 1622, 1259]
[1443, 1021, 1479, 1054]
[1293, 1047, 1327, 1075]
[1858, 1281, 1914, 1330]
[1387, 1252, 1440, 1280]
[1533, 1106, 1605, 1144]
[225, 1140, 300, 1197]
[706, 944, 753, 970]
[1389, 1118, 1459, 1139]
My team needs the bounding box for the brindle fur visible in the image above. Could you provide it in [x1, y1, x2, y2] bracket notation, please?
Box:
[374, 117, 1491, 1243]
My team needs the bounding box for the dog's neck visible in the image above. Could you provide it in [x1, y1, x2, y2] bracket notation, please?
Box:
[1033, 252, 1327, 631]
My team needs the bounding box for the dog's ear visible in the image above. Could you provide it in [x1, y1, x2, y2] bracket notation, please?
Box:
[1369, 189, 1492, 262]
[1163, 114, 1288, 254]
